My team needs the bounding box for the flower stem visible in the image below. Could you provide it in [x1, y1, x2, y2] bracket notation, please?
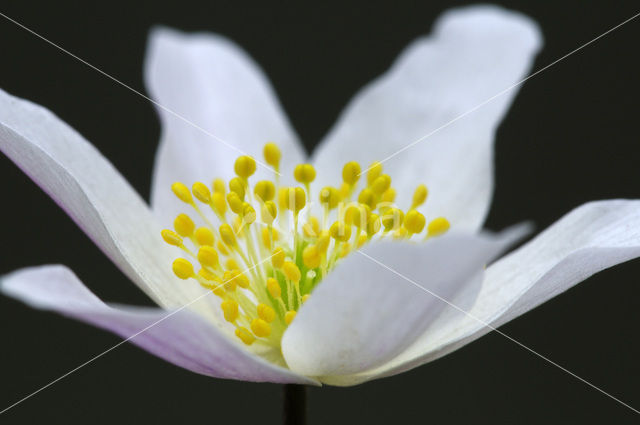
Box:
[283, 384, 307, 425]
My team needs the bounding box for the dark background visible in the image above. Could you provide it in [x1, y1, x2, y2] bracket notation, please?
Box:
[1, 0, 639, 423]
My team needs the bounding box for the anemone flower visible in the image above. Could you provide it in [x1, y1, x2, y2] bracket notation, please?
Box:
[2, 3, 640, 409]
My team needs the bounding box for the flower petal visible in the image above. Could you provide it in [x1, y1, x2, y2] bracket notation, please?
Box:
[145, 27, 306, 225]
[0, 89, 200, 309]
[311, 5, 542, 231]
[1, 265, 316, 384]
[347, 200, 640, 384]
[281, 226, 526, 379]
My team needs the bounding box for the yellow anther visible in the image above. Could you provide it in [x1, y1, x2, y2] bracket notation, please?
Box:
[198, 269, 225, 296]
[283, 261, 301, 283]
[302, 294, 310, 303]
[233, 216, 245, 237]
[172, 258, 194, 279]
[342, 161, 361, 186]
[371, 174, 391, 195]
[212, 178, 226, 194]
[261, 227, 271, 249]
[173, 214, 195, 237]
[319, 186, 341, 209]
[225, 258, 240, 270]
[194, 227, 214, 246]
[404, 209, 426, 234]
[267, 277, 281, 298]
[226, 192, 243, 214]
[427, 217, 450, 238]
[293, 164, 316, 184]
[261, 227, 278, 249]
[257, 303, 276, 323]
[219, 224, 237, 247]
[367, 213, 381, 236]
[278, 187, 289, 210]
[357, 234, 368, 247]
[242, 203, 256, 224]
[357, 188, 376, 209]
[221, 299, 239, 323]
[251, 318, 271, 338]
[161, 229, 183, 247]
[303, 216, 320, 237]
[329, 221, 352, 242]
[222, 270, 237, 291]
[346, 204, 370, 228]
[254, 180, 276, 202]
[229, 177, 245, 200]
[211, 192, 227, 215]
[192, 182, 211, 203]
[381, 208, 404, 231]
[234, 155, 257, 179]
[283, 187, 306, 212]
[316, 232, 331, 252]
[366, 161, 383, 186]
[261, 201, 277, 224]
[284, 310, 297, 325]
[339, 183, 351, 200]
[198, 267, 216, 281]
[197, 246, 219, 269]
[302, 245, 321, 269]
[340, 243, 351, 258]
[228, 269, 250, 289]
[171, 182, 193, 204]
[412, 184, 428, 209]
[271, 247, 285, 269]
[235, 327, 256, 345]
[263, 142, 281, 169]
[381, 187, 396, 203]
[217, 240, 230, 256]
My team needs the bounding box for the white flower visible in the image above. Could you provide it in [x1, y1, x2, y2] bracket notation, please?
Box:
[2, 5, 639, 387]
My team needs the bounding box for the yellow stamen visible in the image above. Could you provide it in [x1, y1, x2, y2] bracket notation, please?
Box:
[221, 299, 239, 323]
[194, 227, 214, 246]
[234, 155, 257, 179]
[427, 217, 450, 238]
[172, 258, 194, 279]
[161, 229, 183, 247]
[173, 214, 195, 237]
[404, 210, 426, 235]
[254, 180, 276, 202]
[294, 164, 316, 184]
[251, 318, 271, 338]
[267, 277, 281, 298]
[263, 142, 281, 170]
[342, 161, 361, 186]
[235, 327, 255, 345]
[411, 184, 428, 209]
[197, 246, 220, 269]
[284, 310, 297, 325]
[192, 182, 212, 203]
[257, 303, 276, 323]
[171, 182, 193, 204]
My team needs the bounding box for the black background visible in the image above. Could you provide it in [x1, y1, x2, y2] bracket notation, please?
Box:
[1, 1, 639, 424]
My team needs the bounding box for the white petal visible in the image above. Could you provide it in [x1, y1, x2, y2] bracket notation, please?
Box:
[0, 89, 201, 309]
[145, 27, 306, 225]
[311, 5, 542, 231]
[281, 227, 524, 379]
[1, 265, 316, 384]
[350, 200, 640, 384]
